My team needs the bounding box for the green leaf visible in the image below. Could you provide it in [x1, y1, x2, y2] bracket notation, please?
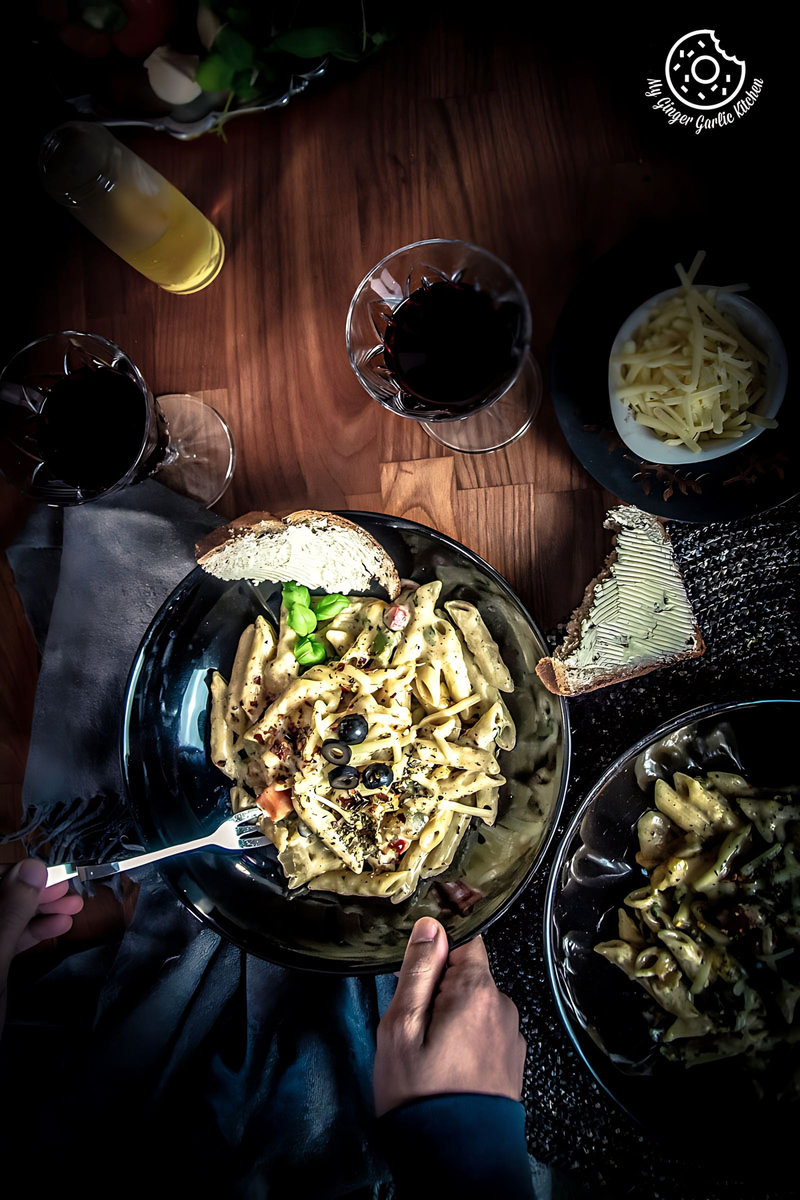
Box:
[254, 59, 279, 86]
[196, 53, 236, 92]
[272, 26, 360, 59]
[311, 593, 350, 622]
[79, 0, 126, 32]
[282, 581, 311, 609]
[295, 634, 327, 665]
[287, 604, 317, 636]
[371, 630, 390, 656]
[214, 25, 256, 70]
[232, 67, 259, 101]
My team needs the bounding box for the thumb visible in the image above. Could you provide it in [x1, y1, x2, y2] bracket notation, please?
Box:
[386, 917, 449, 1041]
[0, 858, 47, 979]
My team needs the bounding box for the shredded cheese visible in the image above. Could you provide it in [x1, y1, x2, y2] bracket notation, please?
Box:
[611, 252, 775, 452]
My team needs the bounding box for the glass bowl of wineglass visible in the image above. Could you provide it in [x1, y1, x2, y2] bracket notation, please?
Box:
[345, 238, 542, 453]
[0, 331, 234, 508]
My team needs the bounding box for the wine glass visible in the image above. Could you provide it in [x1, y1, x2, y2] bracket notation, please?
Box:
[0, 331, 235, 508]
[346, 238, 542, 453]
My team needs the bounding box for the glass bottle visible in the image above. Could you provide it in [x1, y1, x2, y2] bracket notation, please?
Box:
[38, 121, 225, 294]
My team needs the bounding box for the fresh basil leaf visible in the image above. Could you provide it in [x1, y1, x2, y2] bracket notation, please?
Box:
[79, 1, 126, 32]
[282, 581, 311, 610]
[371, 630, 390, 656]
[215, 25, 256, 70]
[288, 604, 317, 636]
[232, 67, 259, 100]
[272, 25, 360, 59]
[423, 625, 437, 645]
[295, 635, 327, 665]
[311, 593, 350, 621]
[196, 53, 237, 92]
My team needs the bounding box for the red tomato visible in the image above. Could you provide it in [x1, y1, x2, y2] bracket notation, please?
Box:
[58, 21, 113, 57]
[255, 785, 294, 822]
[111, 0, 177, 58]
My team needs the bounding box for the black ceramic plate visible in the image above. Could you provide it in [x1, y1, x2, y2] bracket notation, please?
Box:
[122, 512, 570, 974]
[548, 218, 797, 523]
[544, 698, 800, 1162]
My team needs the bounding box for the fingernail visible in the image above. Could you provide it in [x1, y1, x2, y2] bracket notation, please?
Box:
[17, 858, 47, 889]
[410, 917, 439, 943]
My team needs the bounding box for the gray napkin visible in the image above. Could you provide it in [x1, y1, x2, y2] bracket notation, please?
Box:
[5, 479, 221, 862]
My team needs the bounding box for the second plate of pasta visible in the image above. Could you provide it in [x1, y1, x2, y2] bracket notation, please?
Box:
[544, 698, 800, 1157]
[122, 511, 569, 973]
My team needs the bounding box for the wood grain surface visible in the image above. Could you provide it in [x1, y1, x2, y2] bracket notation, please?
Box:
[0, 13, 788, 940]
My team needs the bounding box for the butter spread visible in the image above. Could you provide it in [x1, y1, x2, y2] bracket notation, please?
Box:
[562, 506, 697, 685]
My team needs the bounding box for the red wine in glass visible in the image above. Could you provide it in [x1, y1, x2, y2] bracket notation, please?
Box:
[382, 278, 527, 419]
[0, 332, 165, 505]
[37, 365, 160, 492]
[1, 331, 235, 508]
[347, 239, 539, 453]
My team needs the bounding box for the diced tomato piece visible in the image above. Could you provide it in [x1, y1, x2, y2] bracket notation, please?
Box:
[112, 0, 177, 58]
[255, 785, 293, 822]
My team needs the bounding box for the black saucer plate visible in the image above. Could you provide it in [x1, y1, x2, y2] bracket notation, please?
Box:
[548, 219, 797, 523]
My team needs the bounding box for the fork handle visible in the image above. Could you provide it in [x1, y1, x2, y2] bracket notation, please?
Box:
[78, 833, 218, 881]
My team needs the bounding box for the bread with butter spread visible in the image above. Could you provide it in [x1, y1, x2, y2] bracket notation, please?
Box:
[535, 505, 704, 696]
[196, 510, 401, 599]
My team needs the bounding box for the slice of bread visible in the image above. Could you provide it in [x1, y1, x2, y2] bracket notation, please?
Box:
[535, 505, 704, 696]
[196, 509, 401, 599]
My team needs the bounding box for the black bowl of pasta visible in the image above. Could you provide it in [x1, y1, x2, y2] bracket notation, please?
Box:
[122, 512, 569, 973]
[545, 698, 800, 1165]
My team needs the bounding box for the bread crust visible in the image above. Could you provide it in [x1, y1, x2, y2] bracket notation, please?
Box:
[195, 511, 283, 564]
[195, 509, 401, 599]
[536, 638, 705, 697]
[534, 506, 704, 697]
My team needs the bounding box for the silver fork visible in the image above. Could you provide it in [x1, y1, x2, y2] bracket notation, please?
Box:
[45, 807, 270, 886]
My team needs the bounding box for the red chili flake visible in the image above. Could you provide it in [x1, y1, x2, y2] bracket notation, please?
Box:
[397, 812, 406, 824]
[252, 733, 264, 744]
[248, 701, 259, 709]
[388, 837, 408, 853]
[253, 675, 262, 685]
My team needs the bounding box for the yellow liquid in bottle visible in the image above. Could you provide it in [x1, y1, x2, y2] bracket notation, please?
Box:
[41, 124, 225, 293]
[109, 178, 225, 293]
[64, 142, 225, 294]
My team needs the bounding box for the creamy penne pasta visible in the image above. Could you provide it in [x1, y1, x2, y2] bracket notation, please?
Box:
[209, 581, 517, 903]
[595, 769, 800, 1093]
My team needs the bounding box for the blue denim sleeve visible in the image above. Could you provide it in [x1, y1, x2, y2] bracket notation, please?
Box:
[376, 1093, 538, 1198]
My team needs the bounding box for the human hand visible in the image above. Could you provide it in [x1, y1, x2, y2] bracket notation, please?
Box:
[373, 916, 526, 1117]
[0, 858, 84, 1033]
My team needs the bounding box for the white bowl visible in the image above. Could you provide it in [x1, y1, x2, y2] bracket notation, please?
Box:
[608, 287, 788, 465]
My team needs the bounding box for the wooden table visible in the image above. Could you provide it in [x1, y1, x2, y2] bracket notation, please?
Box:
[0, 6, 791, 1185]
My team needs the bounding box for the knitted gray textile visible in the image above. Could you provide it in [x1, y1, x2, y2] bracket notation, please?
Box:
[485, 494, 800, 1200]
